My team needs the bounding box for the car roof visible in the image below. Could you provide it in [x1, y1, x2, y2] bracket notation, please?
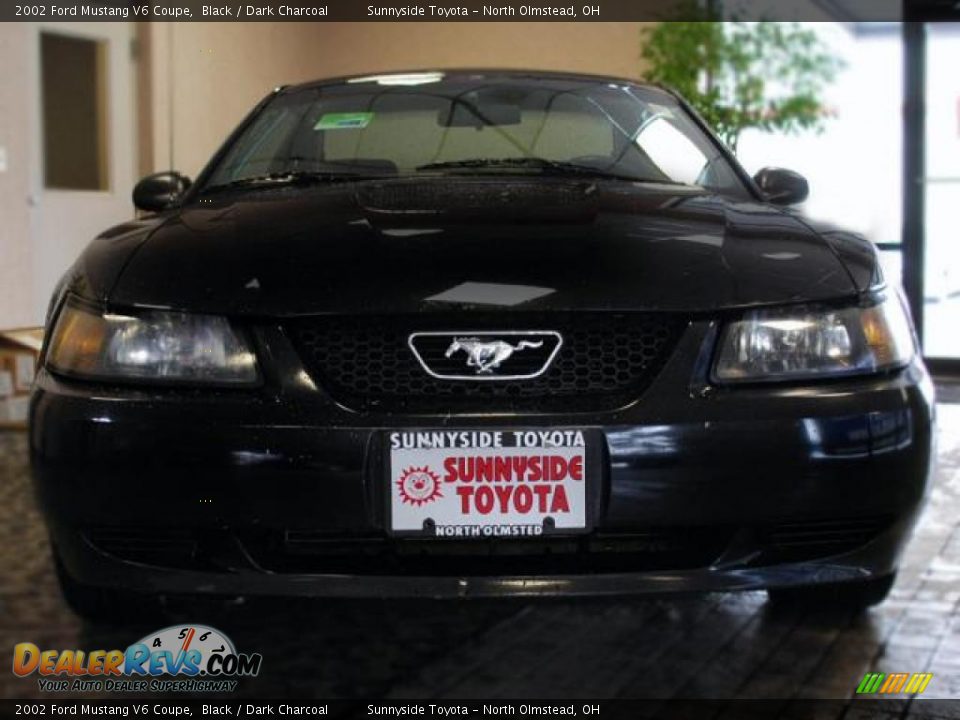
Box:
[283, 68, 665, 93]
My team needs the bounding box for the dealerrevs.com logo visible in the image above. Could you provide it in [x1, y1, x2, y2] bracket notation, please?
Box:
[13, 624, 262, 693]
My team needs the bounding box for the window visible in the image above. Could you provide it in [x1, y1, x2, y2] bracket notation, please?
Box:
[41, 32, 109, 191]
[204, 77, 748, 197]
[634, 116, 710, 186]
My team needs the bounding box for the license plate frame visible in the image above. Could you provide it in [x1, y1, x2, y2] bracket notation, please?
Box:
[384, 428, 597, 539]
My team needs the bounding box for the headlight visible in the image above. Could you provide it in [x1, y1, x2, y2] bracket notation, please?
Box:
[46, 299, 258, 385]
[713, 294, 915, 383]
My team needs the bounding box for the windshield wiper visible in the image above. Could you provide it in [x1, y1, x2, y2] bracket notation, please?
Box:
[200, 170, 384, 195]
[415, 157, 672, 184]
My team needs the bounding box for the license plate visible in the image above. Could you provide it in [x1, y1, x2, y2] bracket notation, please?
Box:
[387, 429, 588, 538]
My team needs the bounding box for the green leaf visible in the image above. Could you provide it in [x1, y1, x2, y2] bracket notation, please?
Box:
[641, 18, 845, 149]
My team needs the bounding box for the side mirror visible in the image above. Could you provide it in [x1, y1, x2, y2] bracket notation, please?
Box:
[753, 167, 809, 206]
[132, 172, 191, 212]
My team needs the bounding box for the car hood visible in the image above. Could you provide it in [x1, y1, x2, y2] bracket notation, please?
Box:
[108, 178, 858, 317]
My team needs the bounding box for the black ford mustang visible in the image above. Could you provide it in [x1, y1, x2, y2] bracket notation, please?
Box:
[31, 70, 934, 619]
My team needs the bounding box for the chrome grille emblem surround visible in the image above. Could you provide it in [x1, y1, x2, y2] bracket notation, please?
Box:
[407, 331, 563, 380]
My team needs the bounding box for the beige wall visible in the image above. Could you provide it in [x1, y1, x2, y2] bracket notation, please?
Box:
[0, 24, 35, 328]
[145, 22, 651, 178]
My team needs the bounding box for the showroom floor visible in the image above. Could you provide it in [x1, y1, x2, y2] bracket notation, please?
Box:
[1, 403, 958, 712]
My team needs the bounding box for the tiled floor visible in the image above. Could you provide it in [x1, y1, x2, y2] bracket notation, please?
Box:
[1, 405, 958, 710]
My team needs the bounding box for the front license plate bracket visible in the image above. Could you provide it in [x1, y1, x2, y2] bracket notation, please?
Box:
[384, 428, 599, 539]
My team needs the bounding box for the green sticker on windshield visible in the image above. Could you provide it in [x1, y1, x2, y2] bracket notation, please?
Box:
[314, 112, 374, 130]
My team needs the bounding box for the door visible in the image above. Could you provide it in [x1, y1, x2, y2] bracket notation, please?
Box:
[922, 23, 960, 359]
[28, 21, 136, 324]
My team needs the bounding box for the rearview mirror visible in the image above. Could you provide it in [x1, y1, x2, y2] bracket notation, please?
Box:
[753, 167, 809, 206]
[132, 172, 191, 212]
[438, 101, 522, 128]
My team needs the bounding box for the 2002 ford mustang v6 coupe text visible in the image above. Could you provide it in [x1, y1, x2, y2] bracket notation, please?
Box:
[31, 69, 934, 619]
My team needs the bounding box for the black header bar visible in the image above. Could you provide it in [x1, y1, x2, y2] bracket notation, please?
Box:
[5, 0, 960, 23]
[3, 699, 960, 718]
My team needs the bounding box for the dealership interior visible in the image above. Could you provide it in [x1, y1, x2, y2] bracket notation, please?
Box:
[2, 10, 960, 706]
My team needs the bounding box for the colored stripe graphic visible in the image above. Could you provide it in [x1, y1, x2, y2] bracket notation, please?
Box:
[857, 673, 885, 694]
[904, 673, 933, 694]
[856, 672, 932, 695]
[880, 673, 909, 693]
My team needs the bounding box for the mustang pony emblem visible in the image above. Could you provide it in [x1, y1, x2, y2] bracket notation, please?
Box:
[445, 337, 544, 374]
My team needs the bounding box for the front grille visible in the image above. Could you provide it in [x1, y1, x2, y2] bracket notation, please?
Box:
[286, 313, 685, 412]
[239, 527, 733, 576]
[85, 527, 198, 568]
[757, 516, 893, 564]
[82, 519, 893, 576]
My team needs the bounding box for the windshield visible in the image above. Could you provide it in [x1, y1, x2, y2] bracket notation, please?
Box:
[202, 73, 748, 195]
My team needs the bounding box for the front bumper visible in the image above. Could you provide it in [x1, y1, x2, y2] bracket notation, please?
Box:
[30, 322, 936, 599]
